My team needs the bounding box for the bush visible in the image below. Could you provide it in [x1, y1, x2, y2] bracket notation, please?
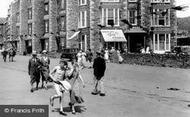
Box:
[122, 53, 190, 69]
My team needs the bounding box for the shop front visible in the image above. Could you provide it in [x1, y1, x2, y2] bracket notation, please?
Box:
[101, 30, 127, 50]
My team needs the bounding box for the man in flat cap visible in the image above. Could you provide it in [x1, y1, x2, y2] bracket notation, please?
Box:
[92, 51, 106, 96]
[28, 51, 41, 92]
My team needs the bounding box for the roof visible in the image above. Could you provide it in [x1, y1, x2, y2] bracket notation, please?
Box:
[0, 18, 7, 24]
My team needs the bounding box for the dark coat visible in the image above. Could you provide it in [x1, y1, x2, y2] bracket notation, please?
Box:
[28, 57, 41, 84]
[93, 56, 106, 80]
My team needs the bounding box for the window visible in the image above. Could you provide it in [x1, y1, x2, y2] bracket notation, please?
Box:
[101, 8, 120, 26]
[100, 0, 119, 2]
[45, 20, 49, 33]
[128, 0, 137, 2]
[61, 0, 65, 9]
[28, 24, 32, 35]
[79, 35, 87, 51]
[129, 10, 137, 25]
[153, 34, 170, 52]
[79, 11, 87, 28]
[152, 9, 170, 26]
[28, 0, 32, 4]
[60, 17, 65, 30]
[45, 3, 49, 15]
[28, 8, 32, 19]
[16, 26, 20, 35]
[79, 0, 87, 5]
[16, 13, 20, 23]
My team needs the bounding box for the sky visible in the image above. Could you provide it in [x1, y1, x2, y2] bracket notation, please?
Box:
[0, 0, 189, 18]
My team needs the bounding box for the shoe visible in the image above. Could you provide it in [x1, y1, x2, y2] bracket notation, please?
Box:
[59, 110, 67, 116]
[50, 97, 54, 107]
[30, 89, 34, 93]
[72, 110, 76, 114]
[91, 91, 99, 95]
[100, 93, 106, 96]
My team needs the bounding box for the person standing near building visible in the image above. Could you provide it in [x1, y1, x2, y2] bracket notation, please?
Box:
[86, 49, 93, 68]
[92, 51, 106, 96]
[28, 51, 41, 92]
[40, 50, 50, 89]
[77, 50, 85, 69]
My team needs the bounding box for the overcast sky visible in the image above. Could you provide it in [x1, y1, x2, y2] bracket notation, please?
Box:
[0, 0, 189, 18]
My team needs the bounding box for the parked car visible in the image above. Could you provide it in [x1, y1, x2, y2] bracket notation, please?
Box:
[60, 48, 79, 61]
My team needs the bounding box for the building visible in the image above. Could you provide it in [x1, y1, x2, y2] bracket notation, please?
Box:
[0, 18, 7, 49]
[6, 0, 177, 54]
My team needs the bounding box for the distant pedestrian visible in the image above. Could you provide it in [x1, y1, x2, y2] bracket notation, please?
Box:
[40, 50, 50, 89]
[104, 48, 109, 62]
[49, 59, 71, 115]
[117, 50, 124, 64]
[92, 51, 106, 96]
[8, 48, 16, 62]
[1, 48, 8, 62]
[86, 49, 93, 68]
[77, 50, 85, 69]
[28, 51, 41, 92]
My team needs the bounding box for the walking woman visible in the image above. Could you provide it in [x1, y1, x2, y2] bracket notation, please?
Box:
[66, 60, 85, 114]
[49, 59, 71, 115]
[40, 50, 50, 89]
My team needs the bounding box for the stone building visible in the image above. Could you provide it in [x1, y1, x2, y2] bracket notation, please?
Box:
[0, 18, 7, 49]
[6, 0, 177, 54]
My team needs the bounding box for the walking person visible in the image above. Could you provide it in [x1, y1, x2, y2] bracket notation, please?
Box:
[66, 60, 85, 114]
[28, 51, 41, 92]
[1, 48, 8, 62]
[49, 59, 71, 115]
[117, 50, 124, 64]
[86, 49, 93, 68]
[40, 50, 50, 89]
[77, 50, 85, 69]
[104, 48, 109, 62]
[91, 51, 106, 96]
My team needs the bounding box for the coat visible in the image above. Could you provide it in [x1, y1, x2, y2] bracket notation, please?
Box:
[28, 57, 41, 84]
[93, 57, 106, 80]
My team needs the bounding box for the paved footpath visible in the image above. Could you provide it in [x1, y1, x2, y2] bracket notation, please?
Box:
[0, 55, 190, 117]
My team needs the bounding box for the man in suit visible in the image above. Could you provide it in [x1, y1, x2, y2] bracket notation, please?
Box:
[92, 51, 106, 96]
[28, 51, 41, 92]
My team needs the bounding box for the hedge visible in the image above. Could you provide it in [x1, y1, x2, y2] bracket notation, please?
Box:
[122, 53, 190, 69]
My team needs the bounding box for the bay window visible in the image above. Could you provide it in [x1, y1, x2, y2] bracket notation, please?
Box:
[152, 9, 170, 26]
[153, 34, 170, 52]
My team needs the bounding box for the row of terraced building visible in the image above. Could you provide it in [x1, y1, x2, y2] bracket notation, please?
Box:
[6, 0, 177, 54]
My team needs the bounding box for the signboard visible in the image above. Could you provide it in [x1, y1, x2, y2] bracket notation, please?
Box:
[100, 0, 120, 2]
[101, 30, 127, 42]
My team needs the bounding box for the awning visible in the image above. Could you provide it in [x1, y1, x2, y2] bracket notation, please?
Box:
[68, 31, 80, 40]
[101, 30, 127, 42]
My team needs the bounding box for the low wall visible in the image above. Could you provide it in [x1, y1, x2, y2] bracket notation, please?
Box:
[122, 53, 190, 69]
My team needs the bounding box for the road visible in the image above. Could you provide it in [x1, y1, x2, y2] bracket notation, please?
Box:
[0, 55, 190, 117]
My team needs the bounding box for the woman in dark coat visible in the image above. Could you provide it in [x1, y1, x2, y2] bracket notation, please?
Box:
[28, 51, 41, 92]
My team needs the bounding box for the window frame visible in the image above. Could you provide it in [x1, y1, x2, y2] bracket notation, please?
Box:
[28, 23, 32, 35]
[28, 8, 32, 20]
[79, 0, 87, 6]
[44, 20, 49, 33]
[128, 10, 137, 25]
[79, 11, 87, 28]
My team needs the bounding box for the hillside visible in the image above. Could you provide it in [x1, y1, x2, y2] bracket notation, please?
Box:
[177, 17, 190, 33]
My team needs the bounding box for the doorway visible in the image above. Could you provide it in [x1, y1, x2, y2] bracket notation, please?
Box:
[128, 34, 145, 53]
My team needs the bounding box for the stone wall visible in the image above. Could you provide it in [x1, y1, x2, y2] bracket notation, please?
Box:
[66, 0, 78, 48]
[32, 0, 45, 52]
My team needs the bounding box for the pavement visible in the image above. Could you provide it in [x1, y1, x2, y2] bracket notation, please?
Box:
[0, 55, 190, 117]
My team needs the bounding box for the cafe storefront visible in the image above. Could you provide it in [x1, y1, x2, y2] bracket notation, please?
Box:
[100, 30, 127, 50]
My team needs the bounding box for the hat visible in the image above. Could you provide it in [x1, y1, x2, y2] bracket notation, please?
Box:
[42, 50, 47, 53]
[32, 51, 37, 55]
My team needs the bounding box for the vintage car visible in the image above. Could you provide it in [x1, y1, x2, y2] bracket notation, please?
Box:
[60, 48, 79, 61]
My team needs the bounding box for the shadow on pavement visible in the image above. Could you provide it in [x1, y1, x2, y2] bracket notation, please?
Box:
[52, 105, 86, 114]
